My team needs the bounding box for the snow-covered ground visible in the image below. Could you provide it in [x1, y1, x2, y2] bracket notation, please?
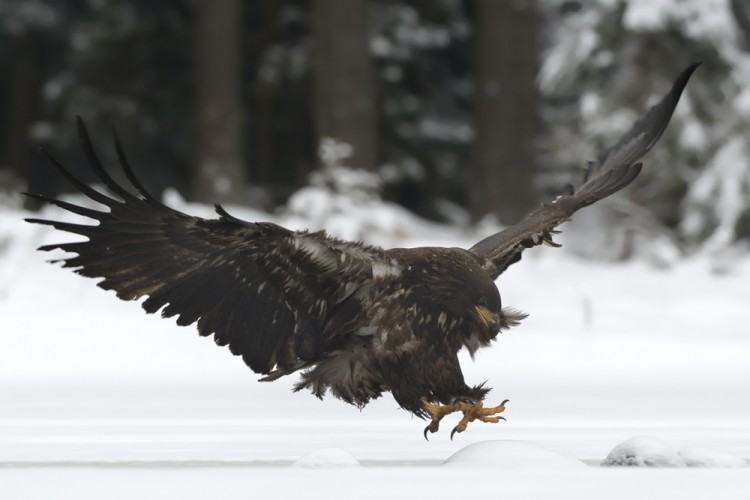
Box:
[1, 196, 749, 499]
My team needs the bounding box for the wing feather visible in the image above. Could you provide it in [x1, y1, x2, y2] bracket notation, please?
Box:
[470, 64, 698, 278]
[26, 120, 390, 376]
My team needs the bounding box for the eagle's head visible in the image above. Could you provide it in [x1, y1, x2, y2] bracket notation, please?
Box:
[455, 265, 526, 357]
[459, 261, 525, 341]
[396, 247, 526, 354]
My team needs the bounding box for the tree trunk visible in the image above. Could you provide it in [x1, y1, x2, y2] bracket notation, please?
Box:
[471, 0, 540, 224]
[313, 0, 377, 171]
[194, 0, 246, 203]
[4, 35, 43, 205]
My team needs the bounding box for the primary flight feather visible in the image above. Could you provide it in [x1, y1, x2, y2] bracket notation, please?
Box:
[26, 64, 698, 438]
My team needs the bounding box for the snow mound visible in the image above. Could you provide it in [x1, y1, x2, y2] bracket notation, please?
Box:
[444, 440, 586, 469]
[602, 436, 685, 467]
[292, 448, 360, 468]
[602, 436, 747, 467]
[678, 447, 747, 468]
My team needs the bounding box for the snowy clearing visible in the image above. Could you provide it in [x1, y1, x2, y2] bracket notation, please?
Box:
[1, 201, 749, 498]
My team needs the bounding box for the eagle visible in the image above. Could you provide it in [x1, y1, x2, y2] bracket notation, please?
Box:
[26, 64, 697, 439]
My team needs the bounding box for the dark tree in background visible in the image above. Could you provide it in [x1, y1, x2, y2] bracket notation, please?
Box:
[243, 1, 313, 201]
[2, 1, 745, 253]
[369, 1, 475, 219]
[537, 0, 750, 256]
[0, 1, 67, 205]
[0, 1, 196, 204]
[193, 0, 246, 203]
[313, 0, 377, 171]
[471, 0, 539, 224]
[0, 0, 521, 216]
[5, 34, 44, 195]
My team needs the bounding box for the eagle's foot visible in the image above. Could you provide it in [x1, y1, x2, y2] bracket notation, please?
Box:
[422, 400, 461, 440]
[449, 399, 509, 440]
[421, 399, 508, 440]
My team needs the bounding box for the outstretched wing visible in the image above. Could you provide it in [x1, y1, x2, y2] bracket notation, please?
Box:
[25, 119, 393, 376]
[470, 63, 699, 279]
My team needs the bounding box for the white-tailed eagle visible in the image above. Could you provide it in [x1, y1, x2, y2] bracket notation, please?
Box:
[26, 64, 698, 439]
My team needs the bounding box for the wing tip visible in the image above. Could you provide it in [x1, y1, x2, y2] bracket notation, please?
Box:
[670, 62, 700, 100]
[466, 63, 698, 275]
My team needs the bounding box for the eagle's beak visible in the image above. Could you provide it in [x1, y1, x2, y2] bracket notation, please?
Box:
[475, 305, 500, 332]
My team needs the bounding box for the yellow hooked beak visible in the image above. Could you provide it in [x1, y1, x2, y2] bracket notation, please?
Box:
[475, 305, 499, 329]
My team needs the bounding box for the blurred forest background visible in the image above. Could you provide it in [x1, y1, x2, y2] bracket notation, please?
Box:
[1, 0, 749, 258]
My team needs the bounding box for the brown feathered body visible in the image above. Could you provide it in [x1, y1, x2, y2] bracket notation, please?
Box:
[25, 64, 698, 419]
[291, 246, 523, 414]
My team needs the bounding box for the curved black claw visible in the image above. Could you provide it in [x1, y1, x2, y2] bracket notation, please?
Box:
[450, 426, 459, 441]
[423, 426, 431, 441]
[499, 416, 506, 421]
[500, 399, 510, 406]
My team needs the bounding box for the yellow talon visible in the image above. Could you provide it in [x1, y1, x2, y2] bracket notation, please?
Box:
[422, 399, 508, 440]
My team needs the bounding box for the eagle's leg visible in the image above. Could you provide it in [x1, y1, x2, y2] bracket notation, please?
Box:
[421, 400, 462, 440]
[449, 399, 509, 440]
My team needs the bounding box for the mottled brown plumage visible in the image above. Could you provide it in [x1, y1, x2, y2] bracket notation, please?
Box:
[25, 64, 697, 436]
